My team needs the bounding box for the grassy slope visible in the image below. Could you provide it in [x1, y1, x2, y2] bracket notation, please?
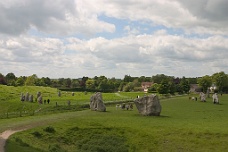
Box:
[5, 94, 228, 152]
[0, 85, 138, 119]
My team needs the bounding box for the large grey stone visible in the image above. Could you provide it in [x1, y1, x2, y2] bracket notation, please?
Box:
[29, 94, 33, 102]
[37, 92, 41, 98]
[199, 92, 206, 102]
[134, 94, 162, 116]
[37, 95, 42, 104]
[90, 92, 106, 112]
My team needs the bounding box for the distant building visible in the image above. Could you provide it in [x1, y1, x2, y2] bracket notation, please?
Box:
[189, 84, 201, 93]
[141, 82, 153, 92]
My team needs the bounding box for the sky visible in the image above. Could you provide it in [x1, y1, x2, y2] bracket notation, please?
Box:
[0, 0, 228, 79]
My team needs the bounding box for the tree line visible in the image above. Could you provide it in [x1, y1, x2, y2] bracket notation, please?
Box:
[0, 72, 228, 94]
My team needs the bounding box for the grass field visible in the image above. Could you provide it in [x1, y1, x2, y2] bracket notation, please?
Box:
[1, 87, 227, 152]
[0, 85, 147, 119]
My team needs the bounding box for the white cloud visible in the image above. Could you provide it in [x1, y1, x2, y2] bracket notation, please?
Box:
[0, 0, 227, 78]
[0, 32, 227, 78]
[0, 0, 115, 36]
[82, 0, 228, 35]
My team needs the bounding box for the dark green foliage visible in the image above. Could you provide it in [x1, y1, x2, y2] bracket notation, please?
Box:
[76, 134, 128, 152]
[49, 144, 66, 152]
[15, 137, 29, 147]
[212, 72, 228, 92]
[157, 79, 170, 94]
[69, 127, 129, 152]
[31, 131, 42, 138]
[197, 75, 212, 93]
[44, 126, 56, 133]
[180, 77, 190, 93]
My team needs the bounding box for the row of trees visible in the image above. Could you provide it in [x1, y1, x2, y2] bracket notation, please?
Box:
[0, 72, 228, 94]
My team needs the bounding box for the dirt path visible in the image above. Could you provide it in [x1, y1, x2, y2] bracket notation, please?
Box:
[0, 129, 24, 152]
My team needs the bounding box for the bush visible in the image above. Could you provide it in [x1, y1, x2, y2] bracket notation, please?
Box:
[31, 131, 42, 138]
[43, 126, 56, 133]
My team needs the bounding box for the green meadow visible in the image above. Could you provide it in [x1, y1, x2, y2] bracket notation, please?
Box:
[0, 85, 228, 151]
[0, 85, 145, 119]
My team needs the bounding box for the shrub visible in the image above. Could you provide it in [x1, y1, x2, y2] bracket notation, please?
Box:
[43, 126, 56, 133]
[31, 131, 42, 138]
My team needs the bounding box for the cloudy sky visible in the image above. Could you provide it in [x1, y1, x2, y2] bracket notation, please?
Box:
[0, 0, 227, 79]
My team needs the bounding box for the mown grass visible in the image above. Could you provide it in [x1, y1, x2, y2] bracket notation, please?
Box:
[5, 94, 228, 152]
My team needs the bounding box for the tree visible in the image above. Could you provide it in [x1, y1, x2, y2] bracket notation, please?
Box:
[212, 72, 228, 92]
[41, 77, 51, 86]
[123, 75, 133, 82]
[118, 82, 126, 91]
[35, 78, 45, 86]
[169, 81, 176, 95]
[187, 77, 198, 84]
[157, 79, 170, 95]
[197, 75, 212, 93]
[86, 78, 95, 89]
[71, 79, 80, 88]
[58, 78, 65, 86]
[16, 76, 26, 86]
[109, 77, 121, 92]
[180, 77, 190, 93]
[152, 74, 171, 84]
[0, 73, 6, 85]
[5, 72, 16, 86]
[79, 76, 88, 88]
[51, 79, 59, 87]
[98, 79, 109, 91]
[25, 74, 37, 86]
[64, 78, 72, 88]
[123, 82, 134, 92]
[176, 84, 183, 94]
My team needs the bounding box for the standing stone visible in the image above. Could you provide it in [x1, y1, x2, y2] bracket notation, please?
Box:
[134, 94, 162, 116]
[72, 92, 74, 96]
[212, 93, 219, 104]
[29, 94, 33, 102]
[37, 95, 43, 104]
[199, 92, 206, 102]
[20, 93, 25, 102]
[37, 92, 41, 98]
[25, 92, 29, 101]
[90, 92, 106, 112]
[67, 100, 71, 106]
[58, 91, 61, 97]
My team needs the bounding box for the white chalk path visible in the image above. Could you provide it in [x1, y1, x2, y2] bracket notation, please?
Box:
[0, 129, 23, 152]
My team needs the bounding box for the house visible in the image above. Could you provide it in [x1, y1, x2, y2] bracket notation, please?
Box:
[189, 84, 201, 93]
[141, 82, 153, 92]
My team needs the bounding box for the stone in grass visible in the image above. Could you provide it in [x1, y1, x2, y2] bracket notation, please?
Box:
[29, 94, 33, 102]
[134, 94, 162, 116]
[37, 95, 43, 104]
[90, 92, 106, 112]
[25, 92, 29, 101]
